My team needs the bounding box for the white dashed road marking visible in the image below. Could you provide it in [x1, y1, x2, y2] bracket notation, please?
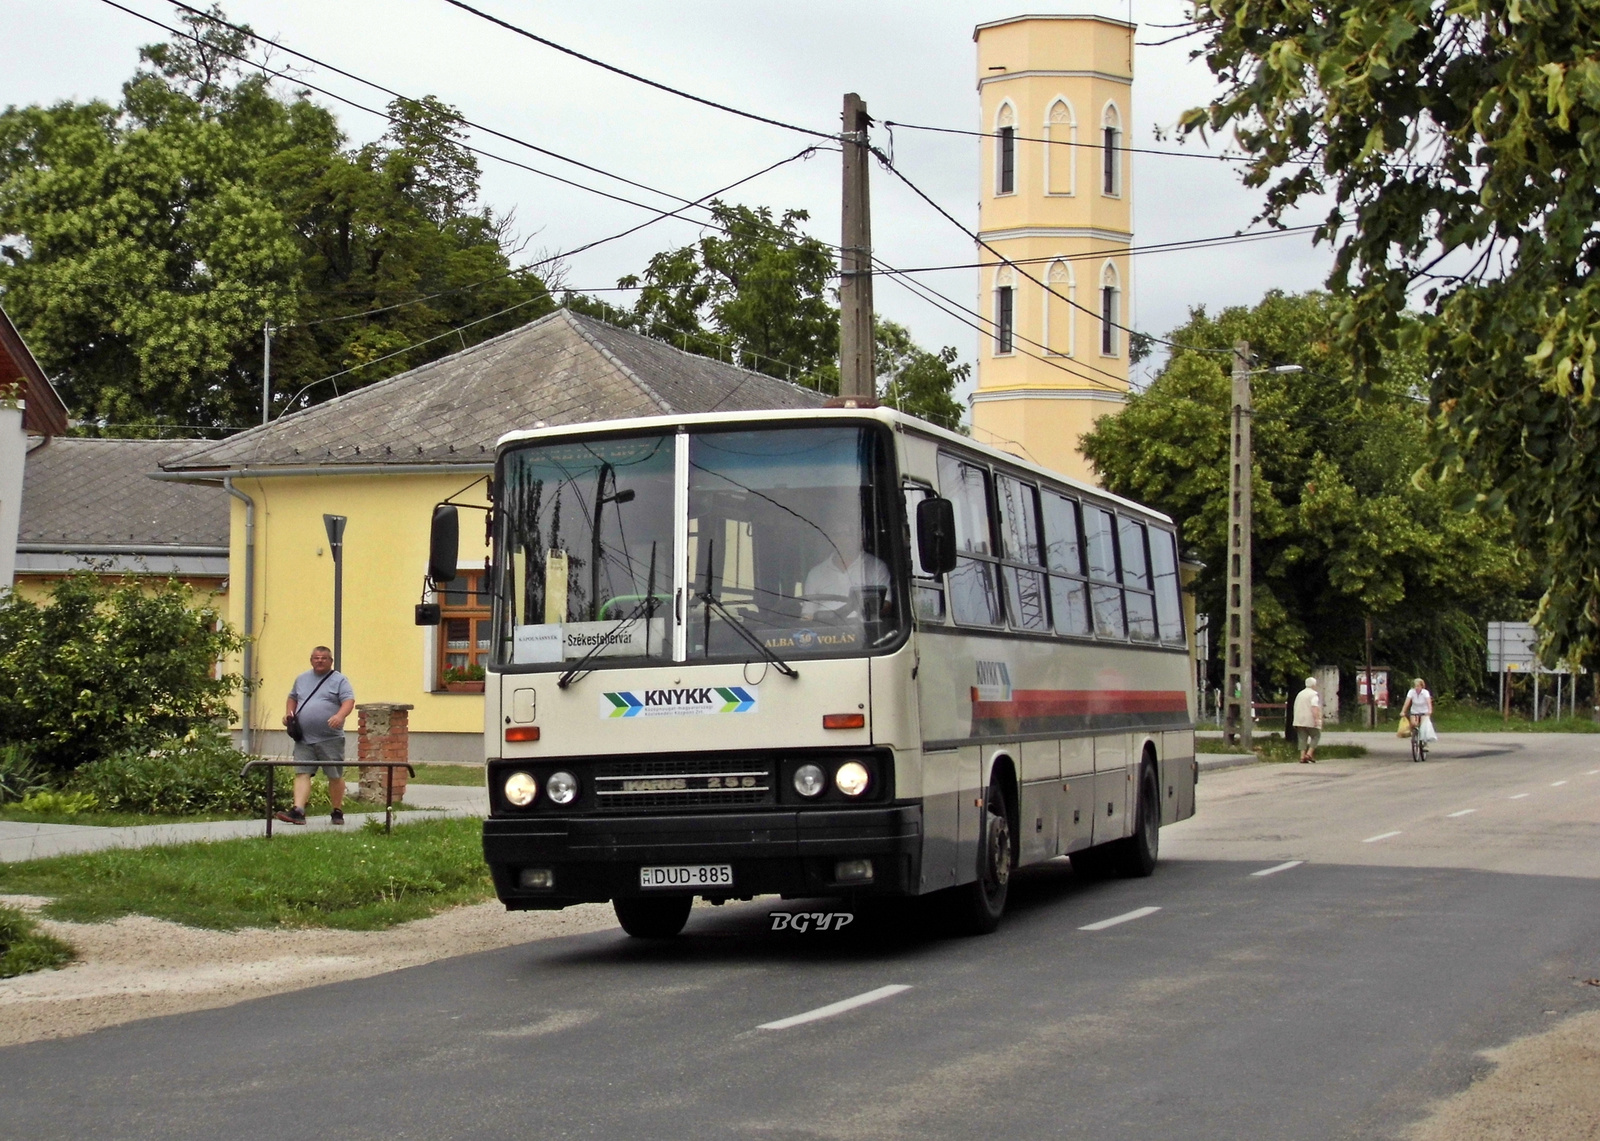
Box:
[1363, 831, 1402, 843]
[1588, 770, 1599, 776]
[1079, 906, 1162, 931]
[1552, 780, 1569, 787]
[1446, 809, 1477, 818]
[1509, 793, 1530, 800]
[1251, 861, 1304, 877]
[759, 985, 911, 1030]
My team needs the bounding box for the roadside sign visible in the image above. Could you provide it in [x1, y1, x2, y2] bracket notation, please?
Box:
[1357, 668, 1389, 708]
[1488, 621, 1573, 674]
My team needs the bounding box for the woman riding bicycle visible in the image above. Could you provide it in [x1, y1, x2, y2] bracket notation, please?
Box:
[1398, 678, 1435, 760]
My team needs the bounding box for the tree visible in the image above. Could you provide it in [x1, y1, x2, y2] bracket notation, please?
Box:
[1081, 291, 1529, 696]
[0, 574, 245, 773]
[1181, 0, 1600, 667]
[0, 5, 552, 431]
[875, 319, 968, 431]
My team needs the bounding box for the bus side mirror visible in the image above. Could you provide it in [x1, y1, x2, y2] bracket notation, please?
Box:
[916, 497, 958, 576]
[429, 504, 460, 583]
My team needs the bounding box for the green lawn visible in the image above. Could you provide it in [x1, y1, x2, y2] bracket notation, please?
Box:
[409, 763, 486, 787]
[0, 797, 409, 829]
[1198, 736, 1369, 762]
[1337, 709, 1599, 734]
[0, 904, 75, 978]
[0, 817, 493, 930]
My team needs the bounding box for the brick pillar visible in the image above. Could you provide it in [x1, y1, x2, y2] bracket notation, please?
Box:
[357, 703, 414, 802]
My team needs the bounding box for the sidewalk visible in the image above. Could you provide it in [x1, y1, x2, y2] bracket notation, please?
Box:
[0, 784, 489, 864]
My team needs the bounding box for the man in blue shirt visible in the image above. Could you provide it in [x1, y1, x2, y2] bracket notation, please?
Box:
[277, 645, 356, 825]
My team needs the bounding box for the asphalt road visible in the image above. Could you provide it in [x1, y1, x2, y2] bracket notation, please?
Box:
[5, 732, 1599, 1140]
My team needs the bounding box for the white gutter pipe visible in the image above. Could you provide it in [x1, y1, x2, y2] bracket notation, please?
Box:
[222, 477, 256, 755]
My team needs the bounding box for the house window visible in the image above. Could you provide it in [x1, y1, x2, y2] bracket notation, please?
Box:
[996, 285, 1015, 354]
[438, 569, 491, 685]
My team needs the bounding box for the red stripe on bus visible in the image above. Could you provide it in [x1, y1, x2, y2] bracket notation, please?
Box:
[970, 689, 1190, 717]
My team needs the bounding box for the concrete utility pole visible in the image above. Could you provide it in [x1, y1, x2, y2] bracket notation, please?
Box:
[839, 93, 875, 399]
[261, 320, 274, 426]
[1222, 340, 1254, 747]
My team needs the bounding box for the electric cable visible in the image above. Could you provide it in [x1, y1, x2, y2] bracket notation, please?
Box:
[880, 224, 1319, 274]
[883, 118, 1248, 163]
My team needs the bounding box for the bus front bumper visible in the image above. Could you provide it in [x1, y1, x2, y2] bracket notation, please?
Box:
[483, 805, 923, 908]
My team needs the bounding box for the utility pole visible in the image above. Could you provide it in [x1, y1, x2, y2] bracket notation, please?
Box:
[839, 93, 875, 399]
[261, 320, 274, 425]
[1222, 340, 1253, 747]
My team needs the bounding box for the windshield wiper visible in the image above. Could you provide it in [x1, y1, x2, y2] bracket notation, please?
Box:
[557, 542, 658, 690]
[696, 590, 799, 680]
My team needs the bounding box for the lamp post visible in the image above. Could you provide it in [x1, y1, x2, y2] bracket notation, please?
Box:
[324, 514, 347, 669]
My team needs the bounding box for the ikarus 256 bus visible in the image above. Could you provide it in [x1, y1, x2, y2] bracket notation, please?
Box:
[422, 405, 1197, 937]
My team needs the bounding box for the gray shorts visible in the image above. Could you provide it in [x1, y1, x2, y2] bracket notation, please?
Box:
[293, 737, 346, 779]
[1297, 728, 1321, 750]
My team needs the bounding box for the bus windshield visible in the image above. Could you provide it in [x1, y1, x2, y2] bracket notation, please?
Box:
[492, 423, 906, 670]
[687, 425, 904, 663]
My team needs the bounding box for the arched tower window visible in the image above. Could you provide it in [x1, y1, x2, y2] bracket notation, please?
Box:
[995, 102, 1017, 196]
[1101, 102, 1123, 196]
[1099, 261, 1121, 357]
[1045, 98, 1076, 196]
[1045, 259, 1075, 356]
[994, 266, 1017, 355]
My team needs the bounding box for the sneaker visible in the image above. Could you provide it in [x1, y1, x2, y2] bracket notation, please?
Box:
[330, 809, 345, 826]
[274, 806, 306, 825]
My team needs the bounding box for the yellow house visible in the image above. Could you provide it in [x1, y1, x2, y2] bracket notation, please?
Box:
[969, 14, 1134, 484]
[158, 309, 824, 761]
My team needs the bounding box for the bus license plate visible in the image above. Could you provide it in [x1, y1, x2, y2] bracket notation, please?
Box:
[639, 864, 733, 889]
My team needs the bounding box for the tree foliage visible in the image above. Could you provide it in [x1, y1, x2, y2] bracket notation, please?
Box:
[1081, 291, 1529, 695]
[0, 5, 552, 432]
[1182, 0, 1600, 666]
[0, 574, 244, 773]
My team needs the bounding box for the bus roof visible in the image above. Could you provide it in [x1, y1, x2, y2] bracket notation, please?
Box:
[496, 406, 1174, 527]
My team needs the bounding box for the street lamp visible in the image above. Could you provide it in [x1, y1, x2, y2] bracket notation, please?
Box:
[324, 514, 347, 670]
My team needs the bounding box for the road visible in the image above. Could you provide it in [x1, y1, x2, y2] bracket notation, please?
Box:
[3, 732, 1598, 1140]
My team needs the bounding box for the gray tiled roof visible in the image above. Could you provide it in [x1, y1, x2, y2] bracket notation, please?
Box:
[163, 309, 826, 472]
[20, 438, 228, 550]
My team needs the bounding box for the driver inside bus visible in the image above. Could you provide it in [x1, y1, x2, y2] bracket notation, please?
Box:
[801, 516, 891, 621]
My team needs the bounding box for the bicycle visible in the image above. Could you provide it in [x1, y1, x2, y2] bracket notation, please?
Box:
[1409, 716, 1428, 763]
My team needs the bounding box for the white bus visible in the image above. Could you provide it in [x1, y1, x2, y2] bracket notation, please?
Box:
[424, 405, 1196, 936]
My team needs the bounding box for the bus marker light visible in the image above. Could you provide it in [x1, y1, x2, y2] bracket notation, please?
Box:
[504, 772, 538, 807]
[504, 726, 540, 742]
[794, 764, 826, 797]
[823, 713, 865, 730]
[835, 761, 870, 796]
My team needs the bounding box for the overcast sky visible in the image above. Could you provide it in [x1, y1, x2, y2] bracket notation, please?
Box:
[7, 0, 1336, 395]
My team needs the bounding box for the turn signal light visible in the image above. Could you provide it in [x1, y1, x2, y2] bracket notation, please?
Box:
[504, 726, 541, 742]
[822, 713, 865, 730]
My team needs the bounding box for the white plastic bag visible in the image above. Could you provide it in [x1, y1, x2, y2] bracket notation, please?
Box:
[1418, 715, 1438, 743]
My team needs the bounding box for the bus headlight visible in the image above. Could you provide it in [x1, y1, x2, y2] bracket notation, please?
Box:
[547, 770, 579, 805]
[793, 764, 826, 797]
[504, 772, 538, 807]
[834, 761, 870, 797]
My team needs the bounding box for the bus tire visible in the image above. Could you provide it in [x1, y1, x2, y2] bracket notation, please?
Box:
[613, 895, 692, 938]
[946, 783, 1011, 935]
[1113, 764, 1160, 878]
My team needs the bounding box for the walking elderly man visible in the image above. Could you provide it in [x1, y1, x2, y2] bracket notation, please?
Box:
[278, 645, 356, 825]
[1293, 675, 1324, 763]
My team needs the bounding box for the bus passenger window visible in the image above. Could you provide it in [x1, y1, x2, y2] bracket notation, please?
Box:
[995, 474, 1049, 632]
[1119, 517, 1158, 641]
[1084, 507, 1126, 638]
[937, 453, 1002, 626]
[1042, 492, 1091, 636]
[1150, 528, 1185, 643]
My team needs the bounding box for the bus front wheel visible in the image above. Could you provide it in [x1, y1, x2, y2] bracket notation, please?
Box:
[613, 895, 692, 938]
[1113, 765, 1160, 878]
[946, 784, 1012, 935]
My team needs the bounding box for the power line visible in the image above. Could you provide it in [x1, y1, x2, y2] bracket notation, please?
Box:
[869, 144, 1231, 356]
[884, 224, 1319, 274]
[437, 0, 837, 142]
[883, 118, 1248, 163]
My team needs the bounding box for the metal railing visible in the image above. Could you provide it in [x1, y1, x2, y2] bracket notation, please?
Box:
[239, 759, 415, 836]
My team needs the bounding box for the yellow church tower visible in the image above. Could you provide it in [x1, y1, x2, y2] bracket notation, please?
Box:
[969, 14, 1134, 484]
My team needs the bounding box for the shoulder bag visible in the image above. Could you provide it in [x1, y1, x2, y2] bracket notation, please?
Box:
[285, 671, 334, 743]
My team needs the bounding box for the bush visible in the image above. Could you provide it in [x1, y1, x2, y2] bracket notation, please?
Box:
[0, 573, 244, 774]
[69, 732, 293, 816]
[16, 790, 99, 815]
[0, 742, 48, 804]
[0, 905, 75, 978]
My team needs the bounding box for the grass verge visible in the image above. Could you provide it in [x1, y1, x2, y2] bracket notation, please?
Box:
[1198, 736, 1368, 762]
[0, 817, 493, 931]
[409, 763, 486, 787]
[0, 798, 410, 829]
[0, 904, 75, 978]
[1340, 711, 1599, 734]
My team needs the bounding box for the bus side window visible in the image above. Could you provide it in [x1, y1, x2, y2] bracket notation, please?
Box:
[903, 484, 946, 621]
[1119, 516, 1158, 641]
[1084, 506, 1127, 638]
[1150, 527, 1185, 643]
[995, 474, 1050, 632]
[936, 452, 1002, 627]
[1042, 492, 1090, 636]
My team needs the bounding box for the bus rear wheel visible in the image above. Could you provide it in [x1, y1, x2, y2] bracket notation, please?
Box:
[613, 895, 692, 938]
[946, 784, 1011, 935]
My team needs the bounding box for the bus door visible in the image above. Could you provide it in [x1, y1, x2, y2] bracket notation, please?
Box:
[1092, 732, 1131, 844]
